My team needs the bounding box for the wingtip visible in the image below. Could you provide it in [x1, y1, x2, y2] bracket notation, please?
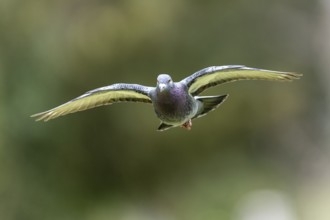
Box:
[30, 112, 44, 121]
[241, 66, 303, 80]
[293, 72, 303, 78]
[30, 111, 53, 122]
[281, 72, 302, 81]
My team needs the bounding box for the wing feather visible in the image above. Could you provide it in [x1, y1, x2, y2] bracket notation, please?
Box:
[181, 65, 302, 96]
[31, 84, 153, 121]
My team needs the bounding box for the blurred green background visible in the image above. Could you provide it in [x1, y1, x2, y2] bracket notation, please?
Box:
[1, 0, 329, 219]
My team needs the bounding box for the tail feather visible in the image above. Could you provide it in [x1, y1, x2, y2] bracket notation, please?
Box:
[194, 94, 228, 119]
[157, 123, 174, 131]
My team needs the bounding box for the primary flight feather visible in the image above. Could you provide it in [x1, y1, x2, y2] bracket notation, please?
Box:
[31, 65, 301, 131]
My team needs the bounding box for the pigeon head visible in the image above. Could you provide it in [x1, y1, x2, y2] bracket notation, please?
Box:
[157, 74, 173, 93]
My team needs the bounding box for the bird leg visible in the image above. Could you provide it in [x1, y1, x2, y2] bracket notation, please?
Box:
[181, 119, 192, 130]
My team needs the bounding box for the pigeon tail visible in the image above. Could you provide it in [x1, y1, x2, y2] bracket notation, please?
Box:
[194, 94, 228, 119]
[157, 122, 174, 131]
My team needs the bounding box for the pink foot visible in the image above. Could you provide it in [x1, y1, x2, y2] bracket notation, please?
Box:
[181, 119, 192, 130]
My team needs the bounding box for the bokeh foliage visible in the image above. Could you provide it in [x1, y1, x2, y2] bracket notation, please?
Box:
[1, 0, 328, 220]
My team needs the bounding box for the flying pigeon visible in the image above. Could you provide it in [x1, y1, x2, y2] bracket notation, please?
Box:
[31, 65, 301, 131]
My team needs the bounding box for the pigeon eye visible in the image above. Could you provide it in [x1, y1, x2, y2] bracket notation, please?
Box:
[168, 79, 171, 83]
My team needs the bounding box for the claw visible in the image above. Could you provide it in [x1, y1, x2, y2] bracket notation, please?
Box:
[181, 119, 192, 130]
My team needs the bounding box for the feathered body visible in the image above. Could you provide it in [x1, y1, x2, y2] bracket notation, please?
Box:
[150, 82, 198, 126]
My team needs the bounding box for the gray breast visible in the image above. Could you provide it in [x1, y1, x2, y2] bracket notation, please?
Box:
[151, 85, 197, 124]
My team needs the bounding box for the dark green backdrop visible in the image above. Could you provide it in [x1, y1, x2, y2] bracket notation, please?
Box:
[1, 0, 328, 219]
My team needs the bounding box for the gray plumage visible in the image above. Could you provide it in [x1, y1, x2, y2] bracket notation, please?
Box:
[31, 65, 301, 131]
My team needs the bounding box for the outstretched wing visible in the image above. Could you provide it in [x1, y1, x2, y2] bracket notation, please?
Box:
[181, 65, 302, 96]
[31, 84, 154, 121]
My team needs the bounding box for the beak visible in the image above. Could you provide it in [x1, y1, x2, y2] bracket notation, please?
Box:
[158, 83, 167, 92]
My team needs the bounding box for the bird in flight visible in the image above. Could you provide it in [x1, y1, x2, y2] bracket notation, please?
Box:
[31, 65, 301, 131]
